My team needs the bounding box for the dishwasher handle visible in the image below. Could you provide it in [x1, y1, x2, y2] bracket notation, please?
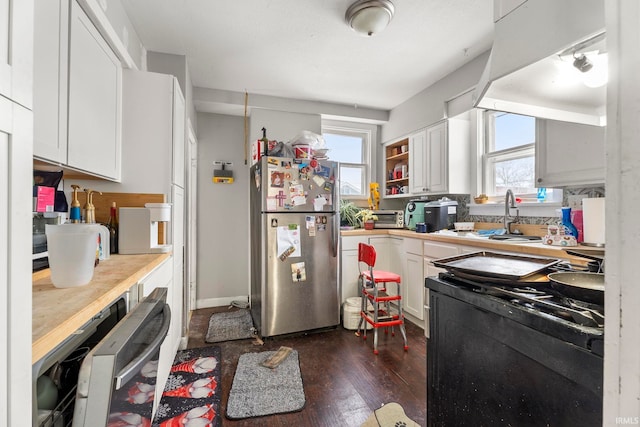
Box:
[115, 303, 171, 389]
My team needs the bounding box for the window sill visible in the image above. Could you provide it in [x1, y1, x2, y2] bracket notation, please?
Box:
[469, 201, 563, 218]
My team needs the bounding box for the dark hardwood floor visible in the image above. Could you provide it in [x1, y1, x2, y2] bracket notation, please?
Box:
[187, 306, 427, 427]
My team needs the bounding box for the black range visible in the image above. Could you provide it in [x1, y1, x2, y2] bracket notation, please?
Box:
[426, 272, 603, 427]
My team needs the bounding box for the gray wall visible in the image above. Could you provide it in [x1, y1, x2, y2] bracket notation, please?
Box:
[196, 109, 322, 306]
[381, 51, 490, 143]
[195, 113, 250, 306]
[147, 52, 197, 130]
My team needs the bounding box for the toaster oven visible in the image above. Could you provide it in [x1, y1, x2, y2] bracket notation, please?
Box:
[372, 210, 404, 229]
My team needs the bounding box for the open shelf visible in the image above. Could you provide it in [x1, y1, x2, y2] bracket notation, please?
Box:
[385, 138, 409, 196]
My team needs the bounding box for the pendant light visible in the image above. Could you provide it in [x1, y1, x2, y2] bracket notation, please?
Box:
[345, 0, 395, 37]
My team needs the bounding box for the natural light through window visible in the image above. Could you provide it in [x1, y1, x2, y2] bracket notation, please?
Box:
[323, 126, 370, 198]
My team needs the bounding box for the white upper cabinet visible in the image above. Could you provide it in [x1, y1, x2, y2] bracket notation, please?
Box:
[409, 118, 470, 195]
[0, 0, 33, 109]
[33, 0, 122, 181]
[66, 0, 121, 180]
[536, 119, 605, 187]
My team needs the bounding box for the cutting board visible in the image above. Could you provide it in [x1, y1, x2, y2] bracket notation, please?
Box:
[76, 192, 167, 243]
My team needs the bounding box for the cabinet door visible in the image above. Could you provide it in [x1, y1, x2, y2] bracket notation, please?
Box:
[0, 0, 32, 109]
[423, 259, 449, 339]
[425, 121, 448, 193]
[1, 99, 33, 426]
[67, 0, 122, 180]
[536, 119, 605, 187]
[172, 185, 185, 345]
[341, 236, 369, 301]
[33, 0, 68, 163]
[409, 129, 428, 194]
[172, 83, 186, 187]
[404, 252, 424, 320]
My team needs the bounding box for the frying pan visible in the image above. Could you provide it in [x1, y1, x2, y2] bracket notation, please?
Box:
[547, 272, 604, 305]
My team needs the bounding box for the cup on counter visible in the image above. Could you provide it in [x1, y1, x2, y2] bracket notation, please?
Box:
[45, 224, 99, 288]
[416, 223, 427, 233]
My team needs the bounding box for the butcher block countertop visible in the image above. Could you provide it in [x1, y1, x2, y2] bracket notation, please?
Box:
[32, 253, 170, 364]
[341, 229, 602, 263]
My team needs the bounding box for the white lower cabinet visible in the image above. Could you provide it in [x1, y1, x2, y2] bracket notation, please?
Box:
[423, 241, 460, 338]
[340, 235, 369, 302]
[403, 238, 425, 321]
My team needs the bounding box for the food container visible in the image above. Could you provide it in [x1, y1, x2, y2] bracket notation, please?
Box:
[45, 224, 99, 288]
[454, 222, 475, 231]
[293, 144, 311, 159]
[342, 297, 372, 330]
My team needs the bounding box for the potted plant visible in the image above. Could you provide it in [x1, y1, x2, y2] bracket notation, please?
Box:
[339, 200, 361, 229]
[356, 209, 378, 230]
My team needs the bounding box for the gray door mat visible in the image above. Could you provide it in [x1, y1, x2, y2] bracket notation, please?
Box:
[205, 309, 255, 343]
[226, 350, 305, 419]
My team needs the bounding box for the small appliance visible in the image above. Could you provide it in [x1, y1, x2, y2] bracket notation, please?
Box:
[372, 210, 404, 229]
[404, 199, 429, 230]
[118, 203, 172, 254]
[424, 199, 458, 232]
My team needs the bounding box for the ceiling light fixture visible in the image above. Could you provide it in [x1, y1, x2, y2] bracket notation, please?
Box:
[345, 0, 395, 37]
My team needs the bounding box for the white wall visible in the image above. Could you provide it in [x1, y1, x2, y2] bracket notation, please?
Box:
[195, 113, 250, 306]
[381, 51, 490, 143]
[250, 108, 321, 147]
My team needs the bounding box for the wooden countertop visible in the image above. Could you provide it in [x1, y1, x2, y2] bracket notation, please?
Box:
[341, 229, 603, 263]
[32, 253, 170, 364]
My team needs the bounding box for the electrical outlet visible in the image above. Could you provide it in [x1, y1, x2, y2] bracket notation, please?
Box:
[567, 195, 583, 210]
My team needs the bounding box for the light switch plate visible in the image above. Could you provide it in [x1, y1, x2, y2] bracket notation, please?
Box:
[567, 195, 583, 210]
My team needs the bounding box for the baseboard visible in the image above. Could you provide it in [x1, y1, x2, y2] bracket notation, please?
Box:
[195, 295, 249, 309]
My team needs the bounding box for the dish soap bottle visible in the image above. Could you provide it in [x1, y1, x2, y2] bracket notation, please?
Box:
[69, 184, 81, 223]
[108, 201, 119, 254]
[561, 207, 579, 238]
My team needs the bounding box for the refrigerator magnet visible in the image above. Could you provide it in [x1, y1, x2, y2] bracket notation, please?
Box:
[270, 171, 284, 187]
[316, 164, 331, 178]
[312, 174, 325, 187]
[291, 262, 306, 282]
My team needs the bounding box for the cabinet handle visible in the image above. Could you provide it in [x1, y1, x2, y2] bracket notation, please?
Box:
[537, 178, 543, 183]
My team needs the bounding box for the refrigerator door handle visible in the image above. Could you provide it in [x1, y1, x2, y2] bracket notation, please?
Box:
[332, 212, 338, 258]
[115, 304, 171, 388]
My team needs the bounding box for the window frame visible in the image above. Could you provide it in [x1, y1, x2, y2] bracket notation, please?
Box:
[321, 123, 372, 199]
[478, 109, 562, 207]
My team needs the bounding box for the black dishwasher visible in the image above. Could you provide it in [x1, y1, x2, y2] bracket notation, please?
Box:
[426, 273, 603, 427]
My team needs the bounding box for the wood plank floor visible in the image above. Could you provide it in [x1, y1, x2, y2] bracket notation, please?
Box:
[187, 306, 427, 427]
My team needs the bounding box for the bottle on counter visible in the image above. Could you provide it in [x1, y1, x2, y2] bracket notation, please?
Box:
[561, 207, 579, 238]
[108, 201, 119, 254]
[69, 184, 81, 223]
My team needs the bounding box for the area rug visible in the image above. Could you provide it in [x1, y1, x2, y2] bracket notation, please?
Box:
[361, 402, 420, 427]
[205, 309, 255, 343]
[226, 349, 305, 419]
[152, 346, 222, 427]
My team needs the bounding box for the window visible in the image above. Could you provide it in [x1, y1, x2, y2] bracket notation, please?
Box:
[482, 111, 560, 204]
[322, 124, 371, 198]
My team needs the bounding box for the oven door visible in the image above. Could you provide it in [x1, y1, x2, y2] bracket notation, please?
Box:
[72, 287, 171, 427]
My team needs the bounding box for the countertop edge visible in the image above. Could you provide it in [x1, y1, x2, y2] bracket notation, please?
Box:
[341, 229, 599, 262]
[32, 253, 171, 364]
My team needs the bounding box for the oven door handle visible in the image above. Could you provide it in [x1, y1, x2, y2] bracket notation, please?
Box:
[115, 303, 171, 389]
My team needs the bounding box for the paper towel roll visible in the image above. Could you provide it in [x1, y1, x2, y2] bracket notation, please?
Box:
[583, 198, 605, 246]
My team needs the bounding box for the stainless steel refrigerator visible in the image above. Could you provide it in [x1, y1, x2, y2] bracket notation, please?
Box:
[250, 156, 340, 337]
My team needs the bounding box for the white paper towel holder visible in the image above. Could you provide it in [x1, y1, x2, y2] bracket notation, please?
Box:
[582, 197, 605, 247]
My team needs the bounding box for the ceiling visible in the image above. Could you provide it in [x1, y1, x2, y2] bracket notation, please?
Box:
[120, 0, 494, 116]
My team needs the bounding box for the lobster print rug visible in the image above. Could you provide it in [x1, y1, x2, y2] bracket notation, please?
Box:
[152, 346, 222, 427]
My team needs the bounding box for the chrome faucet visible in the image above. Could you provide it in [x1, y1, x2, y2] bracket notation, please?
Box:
[504, 189, 519, 233]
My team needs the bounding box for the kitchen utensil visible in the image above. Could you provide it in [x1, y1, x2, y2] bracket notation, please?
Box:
[45, 224, 100, 288]
[547, 272, 604, 305]
[432, 251, 561, 280]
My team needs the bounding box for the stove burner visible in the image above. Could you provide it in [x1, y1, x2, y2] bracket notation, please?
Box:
[442, 272, 605, 328]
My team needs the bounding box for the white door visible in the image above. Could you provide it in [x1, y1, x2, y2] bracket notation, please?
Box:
[409, 129, 427, 194]
[184, 121, 197, 340]
[426, 121, 448, 193]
